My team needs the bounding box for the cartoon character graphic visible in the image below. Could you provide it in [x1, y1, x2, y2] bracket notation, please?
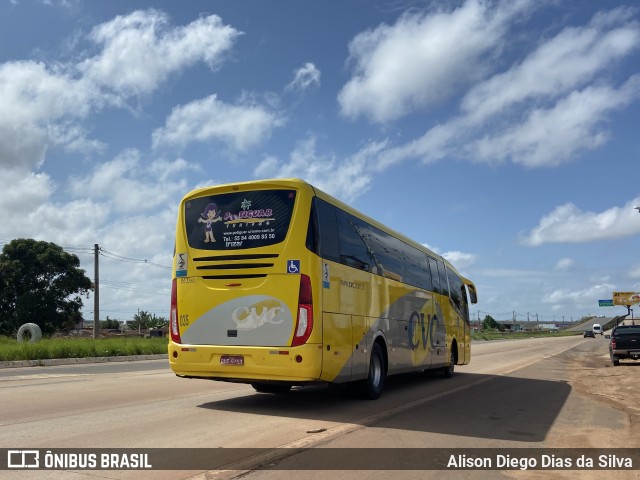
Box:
[198, 203, 222, 243]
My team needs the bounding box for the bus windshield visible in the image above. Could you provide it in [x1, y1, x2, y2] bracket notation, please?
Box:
[184, 189, 296, 251]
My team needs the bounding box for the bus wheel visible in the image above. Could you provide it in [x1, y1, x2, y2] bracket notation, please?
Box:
[357, 343, 386, 400]
[251, 383, 292, 394]
[441, 350, 455, 378]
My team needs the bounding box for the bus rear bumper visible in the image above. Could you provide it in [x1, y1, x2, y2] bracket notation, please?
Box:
[168, 342, 323, 383]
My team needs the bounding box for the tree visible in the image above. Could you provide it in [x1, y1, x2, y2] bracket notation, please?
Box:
[482, 315, 504, 332]
[128, 310, 168, 331]
[102, 317, 121, 330]
[0, 239, 93, 335]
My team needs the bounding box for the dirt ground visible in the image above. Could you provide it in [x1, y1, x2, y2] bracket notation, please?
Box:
[570, 346, 640, 430]
[505, 335, 640, 480]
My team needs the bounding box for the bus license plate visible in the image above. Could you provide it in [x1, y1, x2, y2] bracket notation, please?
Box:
[220, 355, 244, 366]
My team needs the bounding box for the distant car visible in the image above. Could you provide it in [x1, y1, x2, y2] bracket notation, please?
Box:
[583, 330, 595, 338]
[593, 324, 603, 335]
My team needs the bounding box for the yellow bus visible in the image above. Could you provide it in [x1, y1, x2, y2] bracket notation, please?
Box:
[169, 178, 477, 399]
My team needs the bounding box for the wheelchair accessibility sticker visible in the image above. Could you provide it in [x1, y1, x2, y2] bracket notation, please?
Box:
[287, 260, 300, 274]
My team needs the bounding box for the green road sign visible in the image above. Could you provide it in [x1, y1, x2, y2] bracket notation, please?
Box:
[598, 299, 614, 307]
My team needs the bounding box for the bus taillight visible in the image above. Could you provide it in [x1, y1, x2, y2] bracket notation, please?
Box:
[170, 278, 181, 344]
[292, 274, 313, 346]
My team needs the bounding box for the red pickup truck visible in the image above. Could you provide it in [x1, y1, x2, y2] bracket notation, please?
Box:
[609, 325, 640, 366]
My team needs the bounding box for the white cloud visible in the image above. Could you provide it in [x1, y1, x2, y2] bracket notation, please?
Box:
[78, 10, 241, 97]
[68, 149, 189, 214]
[254, 137, 386, 203]
[100, 208, 177, 260]
[371, 4, 640, 170]
[0, 147, 191, 248]
[461, 6, 640, 123]
[0, 167, 110, 249]
[0, 10, 240, 172]
[338, 0, 532, 123]
[0, 61, 96, 170]
[522, 197, 640, 246]
[376, 120, 462, 169]
[286, 62, 321, 92]
[470, 77, 640, 167]
[421, 243, 477, 270]
[152, 94, 283, 152]
[25, 198, 112, 248]
[629, 265, 640, 280]
[47, 122, 107, 155]
[542, 283, 615, 305]
[442, 251, 477, 270]
[0, 168, 56, 234]
[554, 258, 574, 271]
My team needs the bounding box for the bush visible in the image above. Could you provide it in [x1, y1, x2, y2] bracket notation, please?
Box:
[0, 336, 167, 361]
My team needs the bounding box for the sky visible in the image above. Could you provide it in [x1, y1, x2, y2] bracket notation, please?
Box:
[1, 0, 639, 325]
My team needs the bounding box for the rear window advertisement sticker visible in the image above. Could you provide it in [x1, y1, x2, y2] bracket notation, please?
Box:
[185, 190, 295, 251]
[198, 203, 223, 243]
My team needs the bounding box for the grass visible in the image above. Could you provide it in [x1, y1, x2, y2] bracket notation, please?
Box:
[0, 330, 580, 362]
[0, 336, 168, 362]
[471, 330, 579, 341]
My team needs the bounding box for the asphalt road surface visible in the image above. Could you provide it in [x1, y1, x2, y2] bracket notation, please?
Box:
[0, 335, 638, 480]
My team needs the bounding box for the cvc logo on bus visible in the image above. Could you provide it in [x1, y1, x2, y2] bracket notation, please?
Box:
[232, 303, 286, 331]
[407, 311, 441, 350]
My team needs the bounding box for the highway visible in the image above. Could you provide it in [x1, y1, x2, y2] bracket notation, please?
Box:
[0, 335, 638, 480]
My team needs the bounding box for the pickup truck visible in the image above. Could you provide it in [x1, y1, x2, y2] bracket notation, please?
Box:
[609, 325, 640, 366]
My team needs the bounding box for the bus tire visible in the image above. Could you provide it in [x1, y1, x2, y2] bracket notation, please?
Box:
[441, 349, 455, 378]
[251, 383, 292, 394]
[17, 323, 42, 343]
[356, 342, 386, 400]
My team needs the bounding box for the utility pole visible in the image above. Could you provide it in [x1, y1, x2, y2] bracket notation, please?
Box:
[93, 244, 100, 339]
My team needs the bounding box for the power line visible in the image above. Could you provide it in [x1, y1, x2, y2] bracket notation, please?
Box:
[98, 247, 172, 270]
[101, 280, 170, 295]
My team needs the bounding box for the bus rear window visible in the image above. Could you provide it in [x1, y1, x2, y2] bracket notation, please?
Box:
[184, 189, 296, 250]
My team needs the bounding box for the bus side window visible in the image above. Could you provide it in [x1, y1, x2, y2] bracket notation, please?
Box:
[445, 268, 470, 323]
[402, 243, 432, 291]
[336, 210, 374, 272]
[367, 226, 405, 281]
[315, 198, 340, 263]
[460, 284, 470, 323]
[428, 256, 441, 294]
[446, 266, 462, 312]
[437, 260, 449, 297]
[306, 198, 320, 255]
